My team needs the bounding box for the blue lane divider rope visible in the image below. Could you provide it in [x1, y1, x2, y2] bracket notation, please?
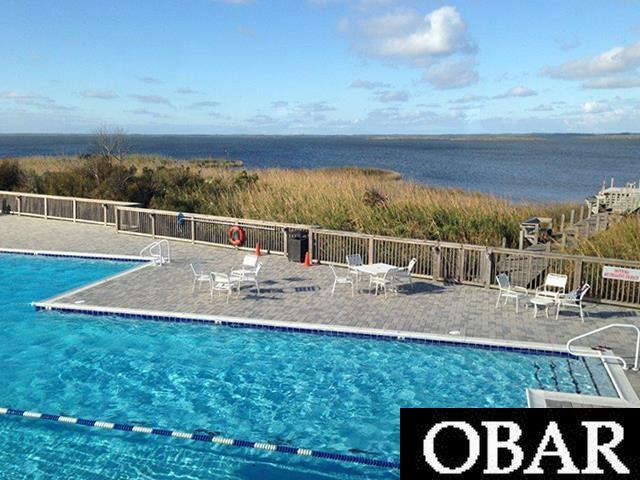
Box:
[0, 407, 400, 470]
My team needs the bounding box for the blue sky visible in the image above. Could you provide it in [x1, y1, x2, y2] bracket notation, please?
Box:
[1, 0, 639, 134]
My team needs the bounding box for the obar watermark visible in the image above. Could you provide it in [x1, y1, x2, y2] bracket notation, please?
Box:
[401, 409, 637, 478]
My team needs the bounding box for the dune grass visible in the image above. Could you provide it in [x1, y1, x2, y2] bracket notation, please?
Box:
[1, 155, 579, 248]
[573, 215, 640, 261]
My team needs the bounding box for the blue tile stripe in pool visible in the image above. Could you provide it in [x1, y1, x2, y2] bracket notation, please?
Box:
[0, 249, 150, 263]
[35, 304, 573, 359]
[0, 407, 400, 470]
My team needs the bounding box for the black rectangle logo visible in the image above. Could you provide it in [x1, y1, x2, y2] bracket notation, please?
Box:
[401, 408, 638, 478]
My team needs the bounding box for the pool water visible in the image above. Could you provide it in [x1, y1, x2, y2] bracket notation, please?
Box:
[0, 253, 617, 479]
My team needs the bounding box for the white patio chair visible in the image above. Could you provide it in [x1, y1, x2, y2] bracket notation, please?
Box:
[495, 273, 528, 313]
[209, 272, 239, 303]
[190, 263, 210, 292]
[231, 254, 259, 277]
[556, 284, 590, 322]
[369, 268, 399, 297]
[395, 258, 417, 289]
[346, 254, 365, 287]
[234, 262, 262, 294]
[329, 265, 354, 297]
[535, 273, 567, 301]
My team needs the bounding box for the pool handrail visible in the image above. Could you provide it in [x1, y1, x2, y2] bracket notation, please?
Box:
[566, 324, 640, 371]
[140, 240, 171, 265]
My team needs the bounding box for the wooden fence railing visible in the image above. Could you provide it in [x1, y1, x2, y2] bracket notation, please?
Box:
[2, 191, 640, 308]
[0, 191, 139, 226]
[115, 206, 314, 255]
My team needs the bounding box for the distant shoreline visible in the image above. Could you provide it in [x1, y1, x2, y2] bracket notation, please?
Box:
[1, 132, 639, 139]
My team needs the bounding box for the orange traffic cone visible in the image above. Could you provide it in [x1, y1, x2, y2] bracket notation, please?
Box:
[303, 251, 312, 267]
[255, 242, 262, 256]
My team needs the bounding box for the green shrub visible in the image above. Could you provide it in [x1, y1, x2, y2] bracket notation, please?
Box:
[0, 160, 25, 190]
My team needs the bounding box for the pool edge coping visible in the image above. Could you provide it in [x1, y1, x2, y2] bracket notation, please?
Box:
[33, 300, 639, 405]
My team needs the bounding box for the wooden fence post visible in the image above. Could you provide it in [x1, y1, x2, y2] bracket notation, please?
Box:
[518, 230, 524, 250]
[483, 248, 493, 288]
[573, 259, 583, 289]
[570, 209, 575, 225]
[579, 205, 584, 222]
[457, 246, 465, 283]
[432, 243, 442, 281]
[368, 237, 374, 265]
[283, 228, 289, 256]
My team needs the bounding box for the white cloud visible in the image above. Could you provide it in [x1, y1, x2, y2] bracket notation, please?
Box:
[358, 6, 474, 64]
[350, 79, 391, 89]
[189, 101, 220, 109]
[529, 104, 554, 112]
[80, 90, 119, 99]
[126, 109, 171, 119]
[494, 85, 537, 99]
[423, 58, 479, 89]
[543, 42, 640, 89]
[581, 101, 611, 114]
[0, 91, 74, 111]
[236, 25, 256, 37]
[140, 76, 164, 85]
[130, 94, 172, 106]
[545, 42, 640, 79]
[582, 76, 640, 89]
[373, 89, 409, 102]
[176, 87, 199, 95]
[451, 94, 485, 104]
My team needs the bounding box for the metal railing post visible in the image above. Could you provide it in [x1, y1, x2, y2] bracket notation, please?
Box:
[191, 218, 196, 243]
[151, 213, 156, 239]
[16, 196, 21, 216]
[103, 205, 108, 226]
[43, 197, 48, 219]
[368, 237, 374, 265]
[73, 199, 77, 223]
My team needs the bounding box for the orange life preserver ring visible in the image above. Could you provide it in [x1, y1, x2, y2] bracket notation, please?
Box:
[228, 226, 246, 247]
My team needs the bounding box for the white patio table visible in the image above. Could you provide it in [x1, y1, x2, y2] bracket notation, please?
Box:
[353, 263, 396, 277]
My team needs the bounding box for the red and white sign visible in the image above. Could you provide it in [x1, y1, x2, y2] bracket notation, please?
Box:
[602, 266, 640, 282]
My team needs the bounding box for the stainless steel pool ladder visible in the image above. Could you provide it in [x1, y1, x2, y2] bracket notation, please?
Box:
[140, 240, 171, 265]
[566, 324, 640, 371]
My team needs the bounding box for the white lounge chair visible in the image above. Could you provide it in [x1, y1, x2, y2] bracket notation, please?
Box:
[190, 263, 210, 292]
[495, 273, 529, 313]
[329, 265, 354, 297]
[556, 284, 590, 322]
[396, 258, 417, 288]
[209, 272, 239, 303]
[369, 268, 398, 297]
[535, 273, 567, 300]
[234, 262, 262, 294]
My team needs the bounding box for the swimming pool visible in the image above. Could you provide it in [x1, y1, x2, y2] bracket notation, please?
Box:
[0, 253, 618, 478]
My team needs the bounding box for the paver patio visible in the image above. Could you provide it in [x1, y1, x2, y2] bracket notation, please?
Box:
[2, 214, 639, 398]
